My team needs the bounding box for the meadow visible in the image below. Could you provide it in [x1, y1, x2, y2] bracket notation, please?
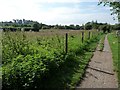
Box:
[1, 30, 103, 89]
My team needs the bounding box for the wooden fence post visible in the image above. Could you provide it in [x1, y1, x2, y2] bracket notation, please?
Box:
[82, 32, 84, 43]
[65, 33, 68, 53]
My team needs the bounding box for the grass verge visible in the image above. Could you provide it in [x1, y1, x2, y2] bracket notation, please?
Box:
[98, 34, 106, 51]
[107, 32, 119, 88]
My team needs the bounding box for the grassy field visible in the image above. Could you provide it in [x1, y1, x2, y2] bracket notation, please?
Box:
[2, 30, 102, 89]
[108, 32, 119, 88]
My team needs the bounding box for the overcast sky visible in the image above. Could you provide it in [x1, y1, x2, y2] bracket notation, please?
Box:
[0, 0, 118, 25]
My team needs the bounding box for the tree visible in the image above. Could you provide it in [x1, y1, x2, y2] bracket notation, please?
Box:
[106, 24, 111, 33]
[99, 25, 107, 33]
[69, 24, 75, 30]
[113, 24, 120, 30]
[33, 22, 41, 31]
[91, 20, 99, 29]
[75, 25, 80, 30]
[84, 22, 92, 30]
[98, 1, 120, 23]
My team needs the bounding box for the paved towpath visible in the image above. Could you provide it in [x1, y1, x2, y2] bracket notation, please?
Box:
[76, 35, 118, 88]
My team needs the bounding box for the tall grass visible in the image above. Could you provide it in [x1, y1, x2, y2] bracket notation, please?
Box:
[2, 30, 101, 89]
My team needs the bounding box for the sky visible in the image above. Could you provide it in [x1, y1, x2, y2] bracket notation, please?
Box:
[0, 0, 118, 25]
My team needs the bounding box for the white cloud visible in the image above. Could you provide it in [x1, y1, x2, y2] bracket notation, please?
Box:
[32, 0, 99, 3]
[37, 10, 117, 25]
[0, 0, 43, 20]
[0, 0, 118, 25]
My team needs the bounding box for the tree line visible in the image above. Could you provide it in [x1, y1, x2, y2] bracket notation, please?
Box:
[0, 19, 120, 33]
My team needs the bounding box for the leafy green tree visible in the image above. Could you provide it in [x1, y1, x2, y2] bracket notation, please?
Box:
[84, 22, 92, 30]
[64, 25, 70, 29]
[33, 22, 41, 31]
[75, 25, 80, 30]
[113, 24, 120, 30]
[91, 21, 99, 29]
[98, 25, 106, 33]
[54, 24, 59, 29]
[98, 1, 120, 23]
[69, 24, 75, 30]
[106, 25, 111, 33]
